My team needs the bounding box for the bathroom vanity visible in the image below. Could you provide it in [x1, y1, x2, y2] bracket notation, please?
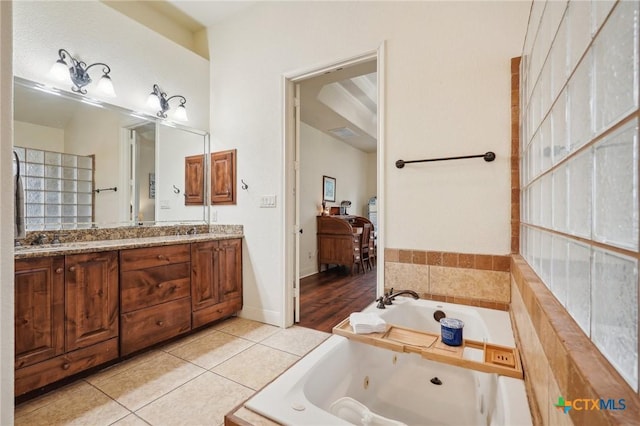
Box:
[13, 228, 243, 397]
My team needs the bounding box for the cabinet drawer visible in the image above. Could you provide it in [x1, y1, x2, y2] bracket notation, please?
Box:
[121, 298, 191, 356]
[15, 338, 118, 397]
[120, 244, 190, 272]
[192, 298, 242, 329]
[121, 262, 191, 312]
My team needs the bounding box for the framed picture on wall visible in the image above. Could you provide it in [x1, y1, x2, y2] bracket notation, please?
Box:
[323, 175, 336, 202]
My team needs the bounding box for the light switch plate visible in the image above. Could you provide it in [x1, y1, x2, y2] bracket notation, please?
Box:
[260, 195, 277, 208]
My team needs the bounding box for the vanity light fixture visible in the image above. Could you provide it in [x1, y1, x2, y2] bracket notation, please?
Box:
[50, 48, 116, 97]
[146, 84, 188, 121]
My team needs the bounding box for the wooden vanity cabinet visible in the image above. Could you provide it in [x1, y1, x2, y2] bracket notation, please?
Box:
[65, 251, 119, 351]
[15, 238, 243, 396]
[119, 244, 192, 356]
[15, 257, 65, 369]
[211, 149, 236, 205]
[185, 154, 205, 205]
[191, 239, 242, 328]
[14, 252, 119, 396]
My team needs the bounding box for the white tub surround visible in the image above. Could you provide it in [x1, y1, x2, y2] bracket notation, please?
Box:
[246, 298, 532, 425]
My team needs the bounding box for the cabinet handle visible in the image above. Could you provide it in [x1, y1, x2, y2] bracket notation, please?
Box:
[62, 362, 70, 370]
[69, 266, 76, 272]
[55, 268, 63, 274]
[157, 255, 166, 260]
[156, 320, 164, 326]
[156, 283, 163, 289]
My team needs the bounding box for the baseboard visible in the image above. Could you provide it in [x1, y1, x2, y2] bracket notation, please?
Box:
[239, 305, 282, 327]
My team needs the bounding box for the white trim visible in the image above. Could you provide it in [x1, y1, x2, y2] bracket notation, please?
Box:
[375, 41, 386, 298]
[240, 306, 283, 327]
[283, 44, 386, 327]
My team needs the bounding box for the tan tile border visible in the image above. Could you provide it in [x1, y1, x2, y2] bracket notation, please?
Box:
[385, 249, 510, 272]
[511, 255, 640, 425]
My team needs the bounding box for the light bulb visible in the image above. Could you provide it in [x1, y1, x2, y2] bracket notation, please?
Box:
[147, 93, 161, 110]
[96, 75, 116, 97]
[173, 104, 188, 122]
[49, 59, 69, 82]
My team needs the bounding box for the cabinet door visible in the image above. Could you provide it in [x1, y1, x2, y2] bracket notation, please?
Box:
[65, 251, 119, 351]
[185, 154, 205, 205]
[191, 241, 220, 310]
[211, 149, 236, 205]
[218, 239, 242, 302]
[15, 257, 65, 368]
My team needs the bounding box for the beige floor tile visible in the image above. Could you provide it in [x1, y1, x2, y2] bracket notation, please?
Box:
[169, 330, 255, 369]
[109, 413, 150, 426]
[260, 326, 330, 356]
[15, 381, 129, 426]
[15, 381, 87, 418]
[212, 344, 299, 390]
[217, 317, 280, 342]
[136, 371, 254, 426]
[88, 351, 206, 411]
[88, 350, 163, 384]
[159, 323, 225, 353]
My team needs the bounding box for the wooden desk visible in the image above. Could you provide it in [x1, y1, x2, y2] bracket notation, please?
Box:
[316, 215, 372, 273]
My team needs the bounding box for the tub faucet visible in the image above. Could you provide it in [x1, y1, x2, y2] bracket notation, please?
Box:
[376, 289, 419, 309]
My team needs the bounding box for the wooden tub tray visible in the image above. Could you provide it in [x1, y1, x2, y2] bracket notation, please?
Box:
[333, 318, 523, 380]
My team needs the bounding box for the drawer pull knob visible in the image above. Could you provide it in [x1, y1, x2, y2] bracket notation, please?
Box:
[69, 266, 76, 272]
[62, 362, 71, 370]
[157, 320, 164, 326]
[55, 268, 63, 274]
[157, 255, 166, 260]
[156, 283, 163, 289]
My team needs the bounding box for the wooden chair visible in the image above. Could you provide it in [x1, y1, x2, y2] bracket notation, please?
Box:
[369, 229, 376, 267]
[360, 223, 373, 271]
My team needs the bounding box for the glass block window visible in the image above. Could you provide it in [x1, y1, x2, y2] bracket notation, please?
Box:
[14, 147, 94, 230]
[520, 1, 639, 391]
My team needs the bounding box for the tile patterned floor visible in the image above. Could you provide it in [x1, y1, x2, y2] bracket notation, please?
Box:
[15, 318, 330, 426]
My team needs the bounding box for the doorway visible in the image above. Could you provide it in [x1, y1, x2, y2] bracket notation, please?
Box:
[283, 46, 386, 328]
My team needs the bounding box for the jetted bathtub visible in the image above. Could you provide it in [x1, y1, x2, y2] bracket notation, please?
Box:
[245, 298, 532, 425]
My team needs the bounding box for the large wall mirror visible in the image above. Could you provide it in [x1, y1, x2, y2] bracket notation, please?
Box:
[13, 77, 209, 231]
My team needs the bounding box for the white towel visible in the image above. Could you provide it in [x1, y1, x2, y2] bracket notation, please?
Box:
[349, 312, 387, 334]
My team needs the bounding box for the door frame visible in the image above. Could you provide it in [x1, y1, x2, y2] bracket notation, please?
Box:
[282, 42, 386, 327]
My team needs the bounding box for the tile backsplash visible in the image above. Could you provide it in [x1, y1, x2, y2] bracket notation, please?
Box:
[384, 248, 511, 310]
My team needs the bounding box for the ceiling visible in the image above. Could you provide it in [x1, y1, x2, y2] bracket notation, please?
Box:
[300, 61, 378, 153]
[166, 1, 257, 27]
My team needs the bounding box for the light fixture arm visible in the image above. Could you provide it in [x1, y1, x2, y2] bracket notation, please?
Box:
[57, 48, 113, 94]
[150, 84, 187, 119]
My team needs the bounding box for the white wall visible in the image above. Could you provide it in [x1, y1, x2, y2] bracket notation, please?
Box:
[14, 121, 64, 152]
[299, 122, 374, 277]
[65, 106, 122, 225]
[156, 125, 208, 223]
[0, 1, 13, 422]
[209, 1, 528, 325]
[137, 136, 155, 222]
[12, 1, 209, 131]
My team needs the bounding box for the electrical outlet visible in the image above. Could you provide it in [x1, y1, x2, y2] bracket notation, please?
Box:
[211, 210, 218, 222]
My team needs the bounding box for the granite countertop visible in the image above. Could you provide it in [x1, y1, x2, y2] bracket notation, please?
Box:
[14, 232, 243, 259]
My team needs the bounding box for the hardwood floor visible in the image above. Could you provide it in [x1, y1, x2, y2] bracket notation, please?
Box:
[297, 266, 377, 333]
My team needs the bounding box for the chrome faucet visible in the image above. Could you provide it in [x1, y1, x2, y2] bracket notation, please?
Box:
[31, 234, 48, 245]
[376, 288, 420, 309]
